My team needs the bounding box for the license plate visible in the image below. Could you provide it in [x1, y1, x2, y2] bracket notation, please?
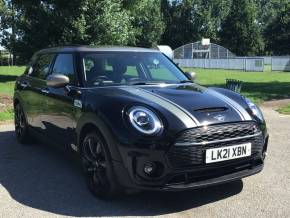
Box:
[205, 143, 252, 164]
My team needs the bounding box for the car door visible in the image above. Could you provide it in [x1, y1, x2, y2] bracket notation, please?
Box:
[41, 53, 79, 148]
[20, 53, 55, 131]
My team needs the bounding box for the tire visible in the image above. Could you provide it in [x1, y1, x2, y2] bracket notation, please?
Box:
[14, 103, 32, 144]
[80, 130, 121, 199]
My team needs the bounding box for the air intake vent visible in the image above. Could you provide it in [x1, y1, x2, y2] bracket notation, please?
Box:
[194, 107, 228, 113]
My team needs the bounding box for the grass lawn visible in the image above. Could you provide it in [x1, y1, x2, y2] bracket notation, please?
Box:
[0, 66, 25, 95]
[277, 104, 290, 115]
[185, 67, 290, 104]
[0, 109, 14, 121]
[1, 65, 290, 121]
[0, 66, 25, 121]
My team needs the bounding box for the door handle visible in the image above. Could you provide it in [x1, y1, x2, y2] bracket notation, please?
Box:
[41, 88, 50, 94]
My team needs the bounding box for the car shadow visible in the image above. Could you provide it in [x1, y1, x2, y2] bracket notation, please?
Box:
[0, 75, 19, 83]
[0, 130, 243, 217]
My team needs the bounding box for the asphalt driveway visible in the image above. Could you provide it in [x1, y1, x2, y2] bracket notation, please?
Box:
[0, 105, 289, 218]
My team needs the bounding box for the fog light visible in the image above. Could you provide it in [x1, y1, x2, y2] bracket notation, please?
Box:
[144, 162, 156, 175]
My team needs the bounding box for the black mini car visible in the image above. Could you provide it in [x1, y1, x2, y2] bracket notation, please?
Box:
[14, 46, 269, 198]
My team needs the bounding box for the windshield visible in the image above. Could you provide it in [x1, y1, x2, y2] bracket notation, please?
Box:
[81, 52, 189, 87]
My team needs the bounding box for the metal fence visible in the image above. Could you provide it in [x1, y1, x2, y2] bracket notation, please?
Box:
[261, 56, 272, 65]
[272, 57, 290, 71]
[238, 56, 272, 65]
[174, 58, 264, 72]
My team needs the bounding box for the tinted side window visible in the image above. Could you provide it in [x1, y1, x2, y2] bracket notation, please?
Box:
[31, 54, 54, 79]
[52, 54, 75, 84]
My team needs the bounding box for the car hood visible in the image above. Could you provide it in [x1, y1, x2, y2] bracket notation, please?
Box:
[117, 83, 252, 128]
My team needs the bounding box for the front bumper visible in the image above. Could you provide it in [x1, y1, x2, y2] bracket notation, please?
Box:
[165, 164, 263, 190]
[113, 156, 264, 191]
[113, 122, 269, 191]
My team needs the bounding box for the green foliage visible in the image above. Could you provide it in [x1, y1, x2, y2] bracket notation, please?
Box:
[254, 0, 278, 28]
[161, 0, 289, 54]
[264, 2, 290, 55]
[0, 0, 3, 19]
[219, 0, 264, 56]
[2, 0, 137, 62]
[190, 0, 231, 42]
[1, 0, 290, 59]
[124, 0, 165, 47]
[84, 0, 135, 45]
[161, 0, 231, 49]
[1, 0, 165, 63]
[254, 0, 288, 28]
[161, 0, 195, 48]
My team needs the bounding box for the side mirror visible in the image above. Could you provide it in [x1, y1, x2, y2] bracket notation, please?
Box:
[185, 71, 197, 81]
[47, 74, 69, 88]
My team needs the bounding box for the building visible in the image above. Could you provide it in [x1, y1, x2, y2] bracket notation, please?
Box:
[173, 41, 236, 59]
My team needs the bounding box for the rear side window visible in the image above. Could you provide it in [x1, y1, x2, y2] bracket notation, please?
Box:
[52, 54, 75, 84]
[30, 54, 54, 80]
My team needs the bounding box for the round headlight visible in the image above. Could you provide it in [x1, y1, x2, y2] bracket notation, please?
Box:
[245, 98, 264, 121]
[128, 106, 163, 135]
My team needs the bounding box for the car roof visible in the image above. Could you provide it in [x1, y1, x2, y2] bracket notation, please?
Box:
[36, 45, 160, 55]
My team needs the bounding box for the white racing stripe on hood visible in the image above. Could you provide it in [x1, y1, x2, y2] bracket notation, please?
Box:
[139, 88, 201, 126]
[120, 87, 198, 128]
[206, 89, 252, 121]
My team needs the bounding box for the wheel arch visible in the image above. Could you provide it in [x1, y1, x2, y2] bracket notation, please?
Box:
[13, 92, 25, 109]
[13, 95, 30, 125]
[76, 112, 122, 162]
[13, 98, 20, 107]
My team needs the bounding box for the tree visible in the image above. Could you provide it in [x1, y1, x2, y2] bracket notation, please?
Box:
[190, 0, 231, 43]
[83, 0, 135, 46]
[0, 0, 17, 62]
[161, 0, 231, 49]
[1, 0, 135, 62]
[2, 0, 166, 62]
[123, 0, 165, 47]
[254, 0, 288, 28]
[161, 0, 198, 49]
[0, 0, 4, 25]
[219, 0, 264, 56]
[264, 2, 290, 55]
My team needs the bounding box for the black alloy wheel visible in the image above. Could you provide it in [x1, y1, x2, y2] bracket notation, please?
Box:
[81, 131, 120, 199]
[14, 103, 31, 144]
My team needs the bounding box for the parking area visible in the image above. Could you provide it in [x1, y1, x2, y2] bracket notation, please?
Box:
[0, 105, 289, 218]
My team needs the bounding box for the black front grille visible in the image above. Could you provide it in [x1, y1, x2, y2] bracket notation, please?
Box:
[175, 122, 259, 145]
[168, 122, 264, 169]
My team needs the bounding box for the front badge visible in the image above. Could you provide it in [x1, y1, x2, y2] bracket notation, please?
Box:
[214, 114, 226, 122]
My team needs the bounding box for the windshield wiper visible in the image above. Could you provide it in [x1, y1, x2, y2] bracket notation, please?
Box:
[130, 82, 163, 86]
[179, 80, 193, 83]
